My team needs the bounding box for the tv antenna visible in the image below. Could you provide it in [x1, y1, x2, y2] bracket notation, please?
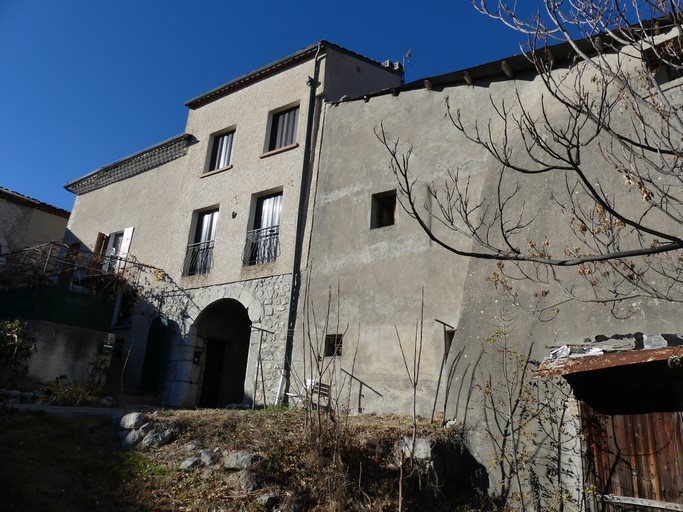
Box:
[402, 49, 414, 70]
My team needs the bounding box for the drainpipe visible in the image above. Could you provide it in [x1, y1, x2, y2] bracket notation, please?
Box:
[276, 44, 324, 404]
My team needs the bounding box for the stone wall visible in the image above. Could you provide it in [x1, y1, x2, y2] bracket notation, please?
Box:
[165, 274, 292, 408]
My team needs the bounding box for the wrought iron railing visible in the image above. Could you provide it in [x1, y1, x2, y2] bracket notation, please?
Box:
[0, 241, 141, 290]
[242, 226, 279, 265]
[182, 240, 214, 276]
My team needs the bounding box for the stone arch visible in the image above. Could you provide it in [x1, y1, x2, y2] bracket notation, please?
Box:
[190, 284, 265, 327]
[195, 298, 252, 407]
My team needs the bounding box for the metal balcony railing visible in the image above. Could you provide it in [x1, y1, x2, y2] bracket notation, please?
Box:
[182, 240, 214, 276]
[0, 241, 141, 290]
[242, 226, 279, 265]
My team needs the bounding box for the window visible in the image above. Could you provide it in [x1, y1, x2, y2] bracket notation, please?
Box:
[645, 43, 683, 85]
[324, 334, 343, 357]
[94, 227, 134, 274]
[243, 192, 282, 265]
[183, 209, 219, 275]
[208, 130, 234, 171]
[268, 106, 299, 151]
[371, 190, 397, 229]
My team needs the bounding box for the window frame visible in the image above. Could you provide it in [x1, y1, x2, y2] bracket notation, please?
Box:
[324, 334, 343, 357]
[265, 104, 299, 154]
[183, 208, 219, 276]
[94, 227, 134, 274]
[242, 191, 283, 266]
[206, 129, 235, 174]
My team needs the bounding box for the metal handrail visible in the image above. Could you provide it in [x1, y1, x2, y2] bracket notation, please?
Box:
[242, 225, 279, 265]
[182, 240, 214, 275]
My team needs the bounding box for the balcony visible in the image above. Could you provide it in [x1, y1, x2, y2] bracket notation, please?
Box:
[182, 240, 214, 276]
[242, 226, 279, 265]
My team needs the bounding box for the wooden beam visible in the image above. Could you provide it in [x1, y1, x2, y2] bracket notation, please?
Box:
[602, 494, 683, 511]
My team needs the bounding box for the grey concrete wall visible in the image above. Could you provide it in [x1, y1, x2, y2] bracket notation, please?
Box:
[324, 47, 402, 101]
[300, 44, 683, 507]
[27, 320, 112, 386]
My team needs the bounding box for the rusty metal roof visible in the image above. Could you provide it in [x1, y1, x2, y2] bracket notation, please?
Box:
[537, 333, 683, 377]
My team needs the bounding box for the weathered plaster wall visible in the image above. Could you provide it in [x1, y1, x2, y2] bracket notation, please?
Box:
[64, 46, 403, 407]
[65, 156, 187, 275]
[0, 197, 68, 252]
[27, 320, 112, 385]
[302, 52, 683, 507]
[298, 84, 493, 417]
[324, 47, 402, 101]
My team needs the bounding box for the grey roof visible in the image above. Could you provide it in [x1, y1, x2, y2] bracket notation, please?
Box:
[336, 19, 674, 103]
[0, 186, 70, 218]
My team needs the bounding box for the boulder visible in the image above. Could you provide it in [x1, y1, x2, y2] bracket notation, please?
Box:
[180, 457, 199, 471]
[239, 469, 258, 492]
[122, 429, 144, 448]
[120, 412, 147, 430]
[396, 436, 433, 463]
[223, 450, 261, 470]
[141, 429, 173, 448]
[200, 449, 216, 466]
[256, 494, 279, 510]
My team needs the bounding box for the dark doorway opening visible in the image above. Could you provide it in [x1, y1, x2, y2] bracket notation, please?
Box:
[140, 315, 169, 394]
[196, 299, 252, 408]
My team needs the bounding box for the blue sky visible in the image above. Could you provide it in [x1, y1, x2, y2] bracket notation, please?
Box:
[0, 1, 528, 211]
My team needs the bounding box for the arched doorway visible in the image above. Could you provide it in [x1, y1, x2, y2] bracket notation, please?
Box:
[140, 315, 169, 394]
[195, 299, 252, 407]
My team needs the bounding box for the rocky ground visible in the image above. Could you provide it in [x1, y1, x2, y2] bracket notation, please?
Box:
[0, 406, 487, 511]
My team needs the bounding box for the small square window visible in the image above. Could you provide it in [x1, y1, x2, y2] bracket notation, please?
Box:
[371, 190, 397, 229]
[268, 106, 299, 151]
[209, 131, 234, 171]
[324, 334, 343, 357]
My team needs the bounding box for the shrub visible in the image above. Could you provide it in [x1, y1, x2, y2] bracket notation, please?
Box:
[0, 320, 36, 388]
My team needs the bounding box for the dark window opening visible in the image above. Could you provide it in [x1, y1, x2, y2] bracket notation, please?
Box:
[324, 334, 343, 357]
[371, 190, 397, 229]
[208, 131, 235, 171]
[268, 106, 299, 151]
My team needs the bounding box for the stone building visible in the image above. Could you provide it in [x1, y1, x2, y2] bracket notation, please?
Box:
[64, 41, 403, 408]
[63, 28, 683, 509]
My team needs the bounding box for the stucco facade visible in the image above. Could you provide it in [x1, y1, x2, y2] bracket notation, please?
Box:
[294, 30, 683, 508]
[64, 41, 403, 408]
[59, 30, 683, 507]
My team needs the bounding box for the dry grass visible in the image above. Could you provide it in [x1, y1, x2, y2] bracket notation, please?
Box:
[0, 407, 478, 512]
